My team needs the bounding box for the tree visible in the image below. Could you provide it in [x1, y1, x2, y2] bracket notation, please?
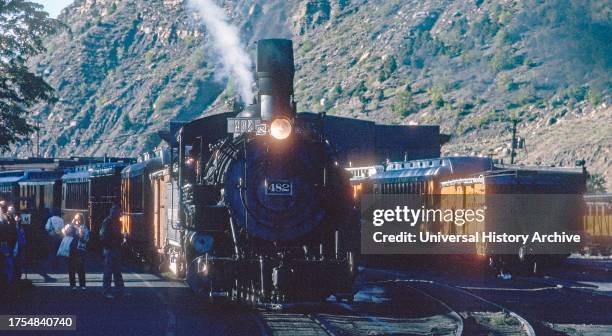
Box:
[587, 173, 607, 194]
[0, 0, 59, 152]
[378, 56, 397, 82]
[392, 86, 417, 117]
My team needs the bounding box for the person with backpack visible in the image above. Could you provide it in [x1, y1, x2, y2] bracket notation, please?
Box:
[45, 209, 64, 270]
[62, 213, 89, 290]
[99, 204, 125, 299]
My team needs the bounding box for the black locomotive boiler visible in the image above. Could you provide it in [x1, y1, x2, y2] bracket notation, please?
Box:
[167, 39, 356, 305]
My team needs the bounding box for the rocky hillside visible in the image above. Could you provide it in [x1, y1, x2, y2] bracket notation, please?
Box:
[23, 0, 611, 188]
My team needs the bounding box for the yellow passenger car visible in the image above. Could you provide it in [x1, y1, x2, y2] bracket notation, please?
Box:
[583, 194, 612, 255]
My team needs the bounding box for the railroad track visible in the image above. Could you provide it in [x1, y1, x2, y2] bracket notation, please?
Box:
[516, 274, 612, 298]
[256, 310, 336, 336]
[368, 269, 536, 336]
[257, 305, 462, 336]
[501, 258, 612, 297]
[251, 266, 595, 335]
[254, 279, 464, 336]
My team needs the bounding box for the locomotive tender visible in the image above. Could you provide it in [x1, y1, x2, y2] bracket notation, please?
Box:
[165, 39, 357, 305]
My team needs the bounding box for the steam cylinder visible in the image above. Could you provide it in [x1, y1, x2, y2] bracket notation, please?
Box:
[256, 39, 295, 120]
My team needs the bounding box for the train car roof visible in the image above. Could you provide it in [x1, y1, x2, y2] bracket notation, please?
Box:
[369, 166, 449, 183]
[0, 170, 28, 177]
[61, 170, 90, 183]
[0, 170, 27, 184]
[150, 168, 171, 179]
[0, 169, 56, 184]
[442, 167, 586, 185]
[492, 165, 585, 174]
[0, 169, 62, 185]
[370, 156, 493, 183]
[18, 170, 63, 185]
[121, 158, 163, 178]
[441, 167, 586, 193]
[90, 162, 131, 177]
[481, 167, 585, 184]
[584, 194, 612, 202]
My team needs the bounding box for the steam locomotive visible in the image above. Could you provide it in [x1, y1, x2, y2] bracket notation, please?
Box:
[164, 39, 356, 305]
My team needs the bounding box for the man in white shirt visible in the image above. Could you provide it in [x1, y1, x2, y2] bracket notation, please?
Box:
[45, 210, 64, 270]
[45, 213, 64, 236]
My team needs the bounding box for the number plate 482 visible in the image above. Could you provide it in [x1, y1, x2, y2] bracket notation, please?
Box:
[266, 181, 292, 196]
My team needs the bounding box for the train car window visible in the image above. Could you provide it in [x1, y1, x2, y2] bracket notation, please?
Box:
[19, 185, 24, 209]
[121, 179, 127, 214]
[127, 176, 144, 213]
[65, 182, 88, 210]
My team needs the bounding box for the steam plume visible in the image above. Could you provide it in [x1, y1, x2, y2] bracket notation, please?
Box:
[188, 0, 255, 104]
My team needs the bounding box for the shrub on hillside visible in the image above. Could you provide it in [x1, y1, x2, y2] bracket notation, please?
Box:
[587, 89, 602, 106]
[490, 47, 521, 72]
[427, 86, 445, 108]
[392, 89, 417, 117]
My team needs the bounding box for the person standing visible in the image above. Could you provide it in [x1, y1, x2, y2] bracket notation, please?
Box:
[11, 212, 25, 282]
[0, 210, 17, 291]
[99, 204, 124, 299]
[45, 209, 64, 270]
[62, 214, 88, 290]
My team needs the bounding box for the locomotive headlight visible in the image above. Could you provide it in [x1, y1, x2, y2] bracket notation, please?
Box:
[270, 118, 292, 140]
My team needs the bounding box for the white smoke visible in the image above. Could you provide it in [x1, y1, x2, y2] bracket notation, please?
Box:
[187, 0, 255, 104]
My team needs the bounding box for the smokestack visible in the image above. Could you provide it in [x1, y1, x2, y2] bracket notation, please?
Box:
[256, 39, 295, 120]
